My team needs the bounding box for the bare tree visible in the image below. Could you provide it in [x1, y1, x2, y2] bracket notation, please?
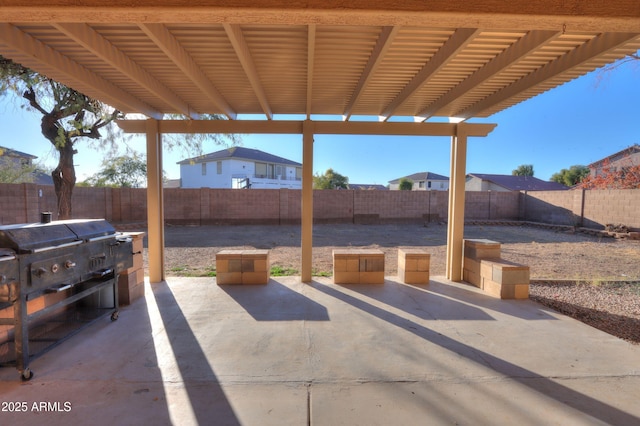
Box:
[1, 55, 122, 219]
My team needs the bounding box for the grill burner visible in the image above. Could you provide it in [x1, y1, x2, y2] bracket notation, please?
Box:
[0, 219, 132, 380]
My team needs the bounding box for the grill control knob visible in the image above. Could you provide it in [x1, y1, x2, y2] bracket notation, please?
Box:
[35, 267, 47, 277]
[51, 264, 59, 273]
[65, 260, 77, 269]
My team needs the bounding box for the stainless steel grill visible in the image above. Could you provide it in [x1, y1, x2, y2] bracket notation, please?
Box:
[0, 218, 132, 380]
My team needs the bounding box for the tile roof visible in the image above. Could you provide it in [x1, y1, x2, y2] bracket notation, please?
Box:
[0, 145, 37, 159]
[178, 146, 301, 166]
[348, 184, 389, 190]
[467, 173, 568, 191]
[587, 144, 640, 168]
[388, 172, 449, 184]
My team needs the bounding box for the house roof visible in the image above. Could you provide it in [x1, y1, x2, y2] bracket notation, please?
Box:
[177, 146, 301, 167]
[389, 172, 449, 184]
[0, 146, 37, 160]
[587, 144, 640, 168]
[32, 170, 53, 185]
[348, 184, 389, 190]
[467, 173, 568, 191]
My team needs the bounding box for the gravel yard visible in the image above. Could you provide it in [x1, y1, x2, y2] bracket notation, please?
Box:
[136, 223, 640, 343]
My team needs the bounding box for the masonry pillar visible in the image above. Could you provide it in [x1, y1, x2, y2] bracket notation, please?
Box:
[146, 119, 165, 283]
[446, 124, 468, 281]
[301, 120, 314, 283]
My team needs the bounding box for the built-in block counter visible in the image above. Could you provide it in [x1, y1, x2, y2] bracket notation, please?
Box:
[333, 249, 384, 284]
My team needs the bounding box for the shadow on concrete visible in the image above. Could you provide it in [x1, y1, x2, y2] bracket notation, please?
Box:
[419, 280, 557, 320]
[152, 281, 241, 425]
[335, 280, 495, 321]
[219, 280, 330, 321]
[0, 286, 173, 425]
[312, 280, 640, 425]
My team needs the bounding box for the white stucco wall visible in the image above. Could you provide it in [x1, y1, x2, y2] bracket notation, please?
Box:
[180, 159, 301, 189]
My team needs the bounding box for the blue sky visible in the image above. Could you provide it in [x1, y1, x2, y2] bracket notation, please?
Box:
[1, 57, 638, 185]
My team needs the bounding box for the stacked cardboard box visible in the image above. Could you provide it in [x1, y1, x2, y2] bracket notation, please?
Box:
[398, 249, 430, 284]
[480, 259, 530, 299]
[216, 249, 270, 285]
[333, 249, 384, 284]
[462, 239, 501, 287]
[118, 232, 145, 305]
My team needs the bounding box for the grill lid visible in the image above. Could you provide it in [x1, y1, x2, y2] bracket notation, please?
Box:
[0, 219, 115, 253]
[64, 219, 116, 241]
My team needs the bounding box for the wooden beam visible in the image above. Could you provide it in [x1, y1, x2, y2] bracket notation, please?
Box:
[140, 23, 237, 120]
[446, 124, 468, 282]
[145, 119, 166, 283]
[117, 119, 496, 137]
[301, 120, 314, 283]
[343, 26, 399, 120]
[306, 24, 316, 119]
[1, 2, 639, 32]
[417, 30, 560, 121]
[223, 23, 273, 119]
[54, 23, 198, 118]
[456, 32, 640, 119]
[380, 28, 480, 121]
[0, 23, 162, 118]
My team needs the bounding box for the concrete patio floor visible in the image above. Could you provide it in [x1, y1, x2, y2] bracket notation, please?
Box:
[1, 276, 639, 425]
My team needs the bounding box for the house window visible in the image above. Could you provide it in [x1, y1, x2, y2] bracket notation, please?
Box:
[276, 165, 284, 179]
[418, 181, 425, 188]
[201, 163, 207, 176]
[427, 181, 432, 189]
[256, 162, 277, 179]
[255, 162, 267, 178]
[217, 161, 222, 174]
[296, 167, 302, 180]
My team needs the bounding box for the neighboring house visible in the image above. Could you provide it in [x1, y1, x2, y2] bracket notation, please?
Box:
[466, 173, 568, 191]
[586, 144, 640, 178]
[178, 146, 302, 189]
[388, 172, 449, 191]
[164, 179, 181, 188]
[348, 184, 388, 190]
[0, 145, 53, 185]
[0, 145, 36, 167]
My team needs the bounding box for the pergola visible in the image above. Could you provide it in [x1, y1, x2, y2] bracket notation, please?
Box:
[1, 2, 639, 284]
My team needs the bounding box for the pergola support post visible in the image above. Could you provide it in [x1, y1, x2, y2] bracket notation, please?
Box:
[301, 120, 314, 283]
[446, 124, 468, 281]
[146, 118, 165, 283]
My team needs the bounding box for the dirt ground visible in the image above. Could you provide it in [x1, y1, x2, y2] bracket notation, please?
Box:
[142, 223, 640, 281]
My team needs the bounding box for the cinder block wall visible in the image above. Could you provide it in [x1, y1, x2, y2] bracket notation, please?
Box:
[1, 183, 638, 230]
[582, 189, 640, 230]
[521, 189, 640, 230]
[521, 190, 577, 226]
